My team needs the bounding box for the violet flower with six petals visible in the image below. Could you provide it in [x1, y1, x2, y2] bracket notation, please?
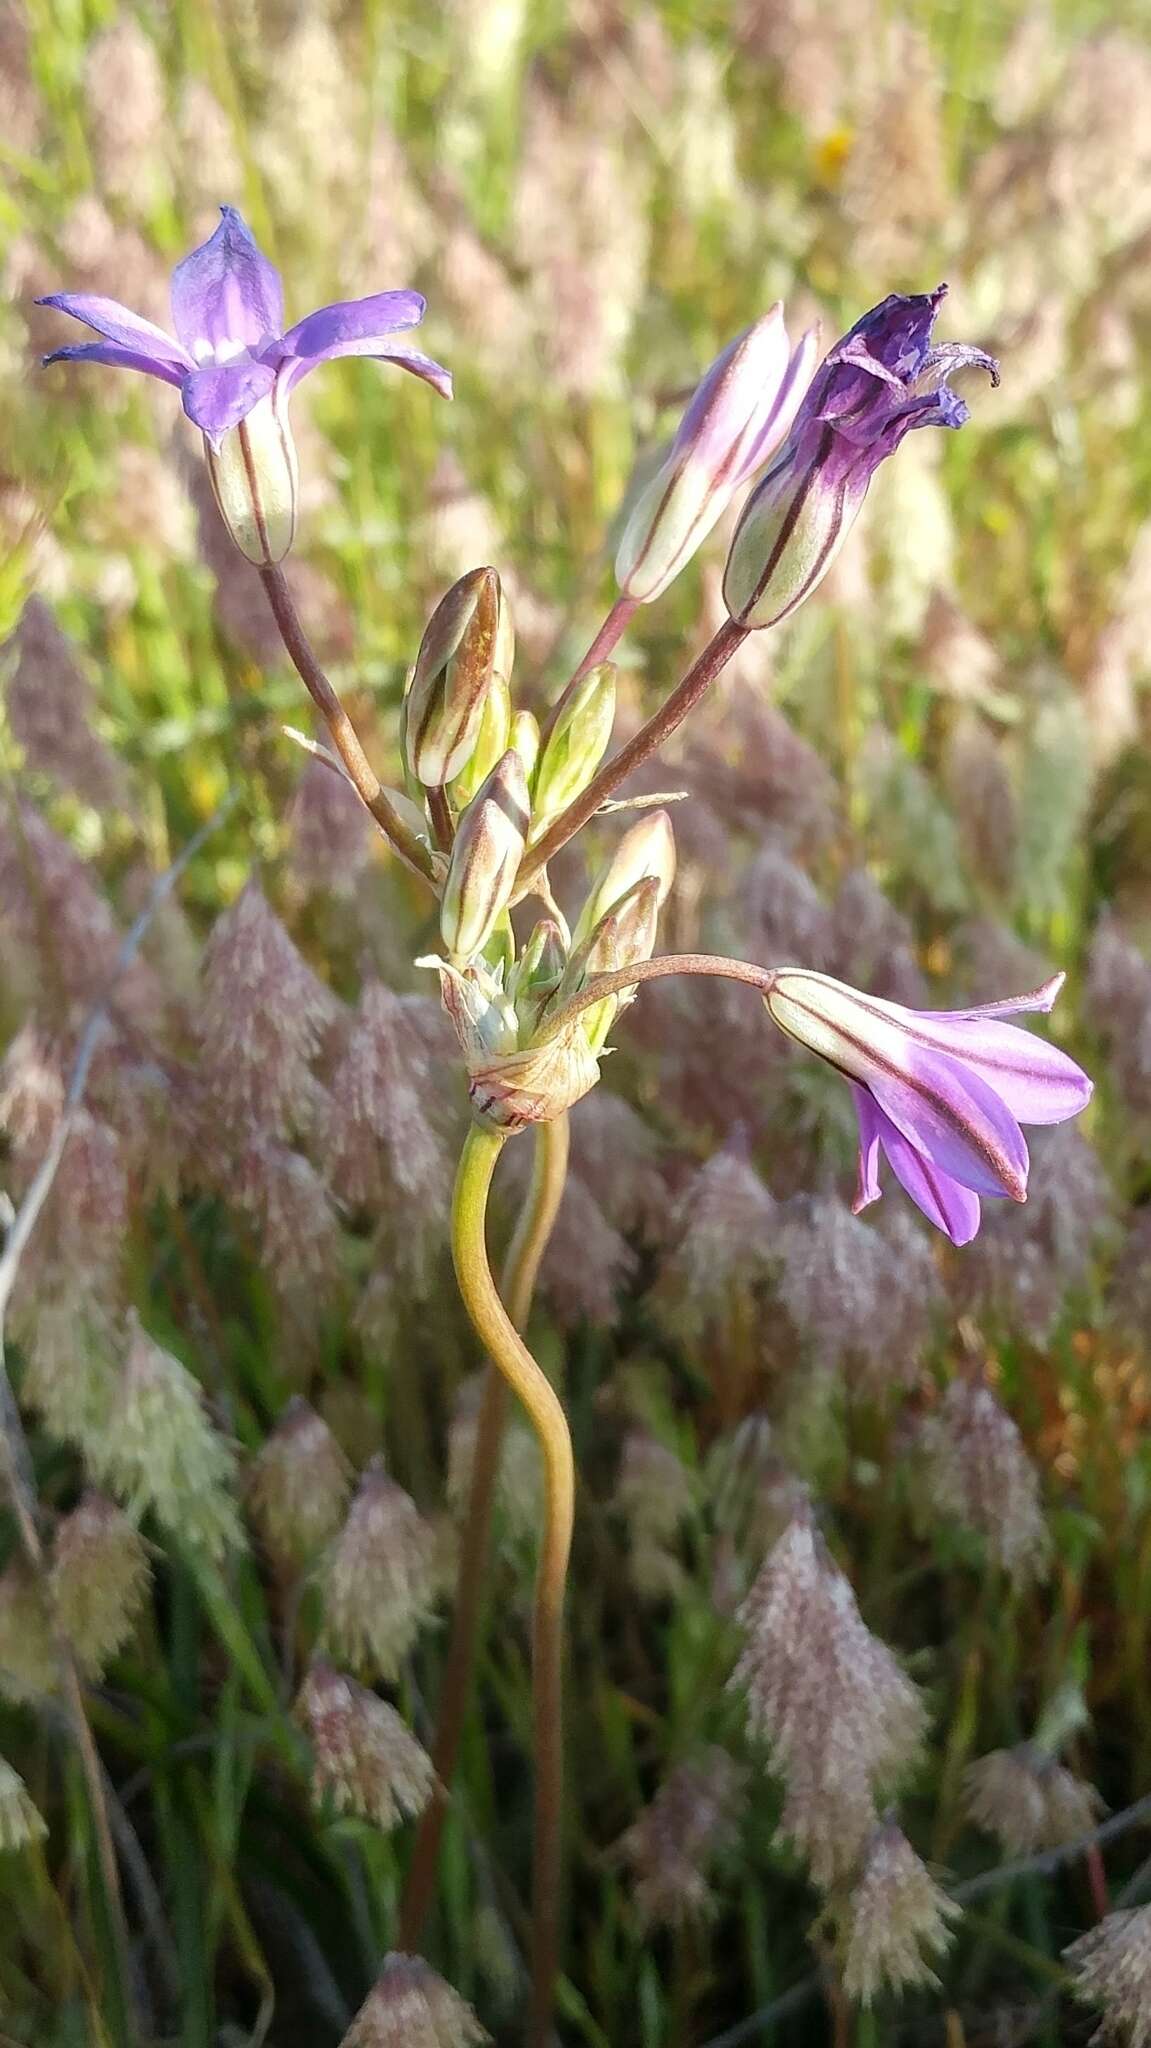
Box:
[38, 206, 452, 563]
[763, 967, 1092, 1245]
[38, 204, 452, 439]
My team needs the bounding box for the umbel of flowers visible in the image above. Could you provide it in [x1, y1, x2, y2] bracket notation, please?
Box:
[40, 208, 1092, 2048]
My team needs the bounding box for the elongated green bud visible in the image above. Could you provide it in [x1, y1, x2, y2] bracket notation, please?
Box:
[440, 749, 530, 963]
[531, 664, 616, 836]
[405, 567, 501, 787]
[450, 671, 512, 806]
[204, 389, 298, 565]
[508, 916, 567, 1022]
[511, 709, 540, 781]
[572, 807, 677, 951]
[564, 875, 661, 1049]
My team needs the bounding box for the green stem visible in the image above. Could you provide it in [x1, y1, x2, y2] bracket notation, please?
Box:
[450, 1123, 575, 2048]
[400, 1115, 570, 1951]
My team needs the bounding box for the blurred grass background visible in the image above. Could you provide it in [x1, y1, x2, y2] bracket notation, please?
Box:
[4, 0, 1151, 2043]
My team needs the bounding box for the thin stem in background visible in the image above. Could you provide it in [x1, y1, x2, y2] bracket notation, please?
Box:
[257, 564, 438, 886]
[400, 1113, 571, 1951]
[450, 1124, 575, 2048]
[515, 615, 748, 897]
[0, 797, 235, 2048]
[538, 593, 640, 747]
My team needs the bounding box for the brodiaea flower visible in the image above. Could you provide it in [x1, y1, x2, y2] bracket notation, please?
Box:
[763, 969, 1092, 1244]
[38, 205, 451, 561]
[723, 286, 998, 629]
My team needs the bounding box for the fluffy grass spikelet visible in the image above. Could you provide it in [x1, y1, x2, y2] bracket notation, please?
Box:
[340, 1952, 489, 2047]
[322, 1458, 438, 1682]
[0, 1564, 57, 1704]
[915, 1379, 1050, 1588]
[731, 1512, 926, 1887]
[248, 1399, 352, 1566]
[93, 1316, 241, 1560]
[50, 1493, 150, 1675]
[964, 1745, 1105, 1855]
[296, 1662, 435, 1832]
[615, 1748, 744, 1928]
[838, 1820, 960, 2006]
[1066, 1905, 1151, 2048]
[0, 1757, 48, 1852]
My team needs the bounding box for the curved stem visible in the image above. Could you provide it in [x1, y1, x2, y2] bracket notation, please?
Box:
[258, 564, 438, 886]
[541, 950, 776, 1042]
[516, 615, 748, 897]
[400, 1114, 570, 1951]
[451, 1124, 575, 2048]
[539, 594, 640, 746]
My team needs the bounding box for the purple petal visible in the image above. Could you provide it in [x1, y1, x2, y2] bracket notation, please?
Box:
[888, 1015, 1091, 1126]
[868, 1097, 983, 1244]
[170, 206, 283, 358]
[181, 359, 276, 441]
[281, 290, 427, 359]
[924, 974, 1064, 1021]
[864, 1042, 1030, 1201]
[42, 341, 187, 389]
[281, 337, 453, 401]
[36, 293, 191, 366]
[844, 976, 1092, 1126]
[850, 1083, 884, 1213]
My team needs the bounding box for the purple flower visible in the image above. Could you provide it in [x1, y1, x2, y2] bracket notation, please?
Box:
[763, 968, 1092, 1245]
[37, 204, 452, 444]
[723, 285, 999, 630]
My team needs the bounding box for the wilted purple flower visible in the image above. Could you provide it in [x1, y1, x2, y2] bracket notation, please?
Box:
[38, 205, 451, 561]
[723, 286, 999, 629]
[763, 968, 1092, 1245]
[616, 305, 819, 602]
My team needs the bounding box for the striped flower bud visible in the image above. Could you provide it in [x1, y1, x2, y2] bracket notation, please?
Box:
[405, 568, 502, 787]
[616, 307, 818, 603]
[204, 388, 299, 565]
[439, 749, 530, 963]
[449, 670, 512, 806]
[531, 664, 616, 836]
[723, 288, 999, 631]
[572, 808, 676, 951]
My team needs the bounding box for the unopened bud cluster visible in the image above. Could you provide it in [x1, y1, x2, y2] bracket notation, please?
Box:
[399, 571, 677, 1128]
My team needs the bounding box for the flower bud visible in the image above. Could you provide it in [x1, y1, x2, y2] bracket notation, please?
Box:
[510, 709, 540, 780]
[615, 309, 818, 603]
[572, 808, 676, 950]
[449, 671, 511, 807]
[531, 664, 616, 835]
[203, 388, 298, 565]
[439, 750, 530, 963]
[566, 875, 661, 1051]
[721, 452, 866, 631]
[507, 917, 567, 1027]
[405, 568, 502, 787]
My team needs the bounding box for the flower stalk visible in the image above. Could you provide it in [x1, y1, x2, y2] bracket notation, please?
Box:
[450, 1123, 575, 2048]
[400, 1113, 571, 1952]
[515, 615, 749, 897]
[258, 565, 438, 885]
